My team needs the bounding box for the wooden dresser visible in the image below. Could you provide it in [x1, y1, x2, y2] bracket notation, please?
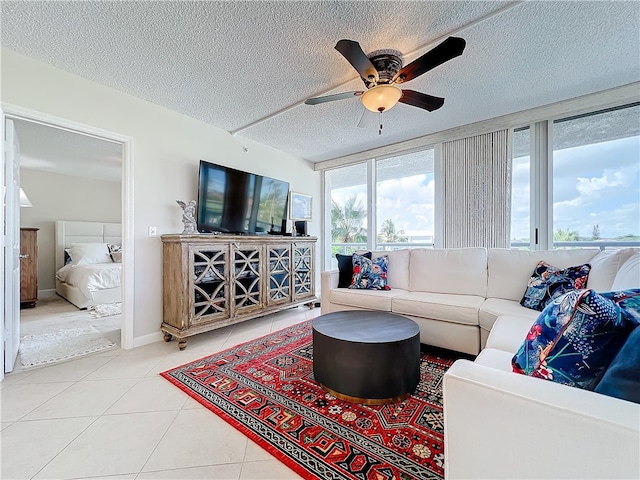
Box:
[20, 227, 39, 308]
[161, 234, 317, 349]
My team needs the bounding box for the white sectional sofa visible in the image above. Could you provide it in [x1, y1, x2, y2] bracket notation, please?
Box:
[443, 313, 640, 479]
[321, 247, 637, 355]
[322, 246, 640, 478]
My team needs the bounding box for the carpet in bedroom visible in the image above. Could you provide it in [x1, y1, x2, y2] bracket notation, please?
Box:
[18, 296, 121, 369]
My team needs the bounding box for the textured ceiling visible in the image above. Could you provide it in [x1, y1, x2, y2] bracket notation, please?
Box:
[2, 1, 639, 165]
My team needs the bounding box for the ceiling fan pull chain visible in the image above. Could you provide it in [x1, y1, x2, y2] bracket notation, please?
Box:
[379, 111, 383, 135]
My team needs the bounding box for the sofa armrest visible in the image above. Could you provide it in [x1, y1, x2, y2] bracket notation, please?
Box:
[321, 270, 339, 313]
[443, 360, 640, 479]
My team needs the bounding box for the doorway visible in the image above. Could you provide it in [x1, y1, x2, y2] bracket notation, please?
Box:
[2, 106, 133, 377]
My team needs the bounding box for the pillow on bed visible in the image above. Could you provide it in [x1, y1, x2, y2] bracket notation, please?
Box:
[68, 243, 112, 265]
[108, 244, 122, 263]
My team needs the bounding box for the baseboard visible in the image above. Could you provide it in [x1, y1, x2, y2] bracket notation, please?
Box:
[38, 289, 57, 299]
[133, 331, 164, 348]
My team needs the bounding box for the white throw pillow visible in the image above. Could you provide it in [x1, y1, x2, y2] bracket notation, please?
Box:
[611, 253, 640, 291]
[68, 243, 112, 265]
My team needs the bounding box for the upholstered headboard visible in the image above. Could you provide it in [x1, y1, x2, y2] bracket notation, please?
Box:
[55, 220, 122, 271]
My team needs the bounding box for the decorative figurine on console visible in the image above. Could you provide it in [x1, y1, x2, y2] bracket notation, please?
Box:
[176, 200, 197, 234]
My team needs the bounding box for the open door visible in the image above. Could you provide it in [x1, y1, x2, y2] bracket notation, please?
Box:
[4, 118, 21, 374]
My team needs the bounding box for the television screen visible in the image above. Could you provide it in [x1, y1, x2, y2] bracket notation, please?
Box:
[197, 160, 290, 234]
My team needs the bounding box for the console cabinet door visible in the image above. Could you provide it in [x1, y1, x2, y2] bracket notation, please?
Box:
[293, 242, 314, 301]
[231, 243, 263, 316]
[190, 245, 230, 326]
[266, 243, 292, 307]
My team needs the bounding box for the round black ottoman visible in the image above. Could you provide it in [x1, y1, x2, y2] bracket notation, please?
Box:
[312, 310, 420, 405]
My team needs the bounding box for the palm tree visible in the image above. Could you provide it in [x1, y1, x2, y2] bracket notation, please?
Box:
[377, 219, 408, 243]
[331, 196, 367, 243]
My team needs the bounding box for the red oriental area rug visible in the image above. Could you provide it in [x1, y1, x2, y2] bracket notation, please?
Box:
[161, 320, 458, 480]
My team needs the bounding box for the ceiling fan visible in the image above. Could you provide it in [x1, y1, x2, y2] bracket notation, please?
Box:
[305, 36, 466, 131]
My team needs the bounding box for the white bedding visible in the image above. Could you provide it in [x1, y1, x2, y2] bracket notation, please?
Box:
[56, 263, 121, 299]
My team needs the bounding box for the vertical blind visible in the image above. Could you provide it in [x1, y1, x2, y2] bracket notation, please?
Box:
[441, 129, 512, 248]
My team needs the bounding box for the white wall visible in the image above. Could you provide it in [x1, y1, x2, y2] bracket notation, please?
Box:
[2, 49, 321, 343]
[19, 168, 121, 291]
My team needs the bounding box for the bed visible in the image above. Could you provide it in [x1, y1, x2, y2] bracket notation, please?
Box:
[55, 220, 122, 309]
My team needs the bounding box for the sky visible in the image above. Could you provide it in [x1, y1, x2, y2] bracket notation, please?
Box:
[331, 135, 639, 244]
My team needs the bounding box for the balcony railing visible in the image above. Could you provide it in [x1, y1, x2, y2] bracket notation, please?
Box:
[331, 240, 638, 256]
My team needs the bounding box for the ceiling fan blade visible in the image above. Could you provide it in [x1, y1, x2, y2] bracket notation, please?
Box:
[393, 37, 466, 84]
[335, 39, 379, 83]
[357, 109, 378, 128]
[304, 91, 363, 105]
[399, 90, 445, 111]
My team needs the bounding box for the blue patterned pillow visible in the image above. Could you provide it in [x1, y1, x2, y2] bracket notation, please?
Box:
[520, 261, 591, 311]
[512, 289, 634, 390]
[600, 289, 640, 327]
[349, 254, 390, 290]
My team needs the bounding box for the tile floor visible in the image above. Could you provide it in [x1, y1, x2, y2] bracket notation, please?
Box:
[1, 301, 316, 479]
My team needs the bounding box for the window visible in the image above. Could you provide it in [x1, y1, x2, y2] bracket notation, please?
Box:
[552, 104, 640, 248]
[511, 102, 639, 251]
[376, 150, 435, 249]
[325, 163, 368, 269]
[324, 148, 435, 268]
[511, 127, 531, 248]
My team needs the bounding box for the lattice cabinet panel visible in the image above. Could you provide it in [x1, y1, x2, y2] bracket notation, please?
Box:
[191, 246, 229, 324]
[232, 244, 263, 315]
[162, 234, 316, 350]
[267, 244, 292, 306]
[293, 243, 315, 301]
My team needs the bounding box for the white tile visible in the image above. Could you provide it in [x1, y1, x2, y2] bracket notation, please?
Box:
[84, 354, 163, 380]
[147, 346, 225, 377]
[239, 459, 303, 480]
[142, 409, 247, 472]
[181, 396, 206, 410]
[23, 378, 138, 420]
[1, 422, 14, 431]
[106, 376, 188, 414]
[0, 369, 35, 388]
[136, 463, 242, 479]
[0, 381, 74, 421]
[16, 355, 114, 383]
[1, 416, 96, 480]
[34, 411, 177, 479]
[85, 475, 137, 480]
[244, 439, 277, 462]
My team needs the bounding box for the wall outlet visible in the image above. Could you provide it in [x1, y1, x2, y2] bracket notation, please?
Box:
[148, 226, 157, 237]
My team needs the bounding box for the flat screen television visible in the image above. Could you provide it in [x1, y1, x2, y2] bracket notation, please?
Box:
[196, 160, 290, 235]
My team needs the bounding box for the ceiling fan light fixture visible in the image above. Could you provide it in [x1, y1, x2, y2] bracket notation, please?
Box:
[361, 85, 402, 112]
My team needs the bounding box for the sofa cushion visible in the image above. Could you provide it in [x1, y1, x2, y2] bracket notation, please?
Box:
[328, 287, 408, 311]
[349, 254, 389, 290]
[409, 247, 487, 297]
[487, 248, 599, 302]
[587, 249, 637, 292]
[485, 315, 539, 353]
[358, 249, 410, 290]
[594, 325, 640, 404]
[336, 251, 371, 288]
[479, 298, 539, 332]
[611, 253, 640, 291]
[474, 347, 514, 372]
[520, 261, 591, 311]
[512, 289, 633, 390]
[392, 291, 484, 326]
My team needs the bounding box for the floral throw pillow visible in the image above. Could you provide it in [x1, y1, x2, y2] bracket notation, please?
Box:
[349, 254, 390, 290]
[512, 289, 634, 390]
[520, 261, 591, 311]
[600, 289, 640, 327]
